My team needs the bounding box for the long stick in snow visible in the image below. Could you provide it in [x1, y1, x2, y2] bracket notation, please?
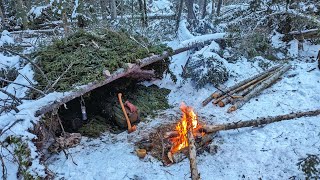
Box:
[202, 64, 282, 106]
[203, 109, 320, 134]
[228, 65, 291, 113]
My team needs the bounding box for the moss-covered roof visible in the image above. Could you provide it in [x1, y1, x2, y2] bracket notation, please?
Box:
[33, 29, 171, 92]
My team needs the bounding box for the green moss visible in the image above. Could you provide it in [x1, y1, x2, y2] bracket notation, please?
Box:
[128, 84, 171, 119]
[33, 29, 172, 92]
[79, 116, 109, 137]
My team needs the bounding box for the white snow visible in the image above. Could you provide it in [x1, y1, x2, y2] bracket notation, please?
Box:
[47, 20, 320, 180]
[1, 2, 320, 179]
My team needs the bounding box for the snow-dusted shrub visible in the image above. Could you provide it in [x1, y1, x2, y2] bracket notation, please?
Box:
[184, 54, 229, 89]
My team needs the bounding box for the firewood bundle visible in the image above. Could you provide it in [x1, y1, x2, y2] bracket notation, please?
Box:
[202, 64, 291, 112]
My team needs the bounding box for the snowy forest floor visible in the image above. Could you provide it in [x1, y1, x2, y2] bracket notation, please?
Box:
[1, 2, 320, 180]
[47, 33, 320, 180]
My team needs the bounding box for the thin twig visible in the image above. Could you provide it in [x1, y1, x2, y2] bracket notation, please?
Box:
[0, 150, 7, 180]
[0, 78, 45, 96]
[0, 89, 22, 104]
[0, 119, 24, 136]
[45, 62, 74, 93]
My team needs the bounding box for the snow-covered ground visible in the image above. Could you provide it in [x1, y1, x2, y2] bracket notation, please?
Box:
[46, 27, 320, 180]
[1, 2, 320, 180]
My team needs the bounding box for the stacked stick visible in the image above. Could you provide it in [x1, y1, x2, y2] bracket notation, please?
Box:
[202, 64, 291, 113]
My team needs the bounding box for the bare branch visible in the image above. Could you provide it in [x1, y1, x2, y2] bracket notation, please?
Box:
[0, 78, 45, 96]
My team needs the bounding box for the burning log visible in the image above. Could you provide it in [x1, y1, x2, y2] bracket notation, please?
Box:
[202, 65, 282, 106]
[228, 65, 291, 113]
[202, 109, 320, 134]
[184, 106, 200, 180]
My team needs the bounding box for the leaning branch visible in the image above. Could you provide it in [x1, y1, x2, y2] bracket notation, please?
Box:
[35, 36, 224, 117]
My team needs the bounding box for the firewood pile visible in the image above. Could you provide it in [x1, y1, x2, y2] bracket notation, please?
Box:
[202, 64, 291, 112]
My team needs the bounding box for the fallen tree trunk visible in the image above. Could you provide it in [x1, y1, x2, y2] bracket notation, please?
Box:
[228, 65, 291, 113]
[203, 109, 320, 134]
[202, 65, 282, 106]
[35, 37, 224, 117]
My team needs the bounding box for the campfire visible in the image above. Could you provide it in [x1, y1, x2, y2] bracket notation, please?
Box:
[136, 103, 215, 166]
[169, 103, 203, 154]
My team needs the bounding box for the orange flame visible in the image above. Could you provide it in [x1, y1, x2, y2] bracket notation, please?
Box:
[170, 103, 202, 154]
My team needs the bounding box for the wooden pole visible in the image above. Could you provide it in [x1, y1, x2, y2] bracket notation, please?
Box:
[203, 109, 320, 134]
[185, 107, 200, 180]
[228, 65, 291, 113]
[202, 65, 282, 106]
[217, 74, 272, 107]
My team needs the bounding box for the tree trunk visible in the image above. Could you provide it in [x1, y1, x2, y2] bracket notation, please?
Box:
[228, 65, 291, 113]
[185, 0, 196, 24]
[216, 0, 222, 16]
[0, 1, 4, 29]
[203, 109, 320, 134]
[210, 0, 215, 19]
[100, 0, 108, 19]
[110, 0, 117, 20]
[16, 0, 28, 29]
[175, 0, 184, 32]
[199, 0, 207, 19]
[283, 29, 320, 41]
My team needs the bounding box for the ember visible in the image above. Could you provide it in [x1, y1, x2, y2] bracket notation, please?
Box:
[169, 103, 203, 154]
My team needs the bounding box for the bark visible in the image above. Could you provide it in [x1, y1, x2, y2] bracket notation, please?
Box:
[16, 0, 28, 29]
[203, 109, 320, 134]
[0, 0, 4, 28]
[185, 0, 196, 24]
[35, 37, 223, 117]
[216, 0, 222, 16]
[167, 134, 214, 164]
[214, 72, 274, 105]
[185, 107, 200, 180]
[100, 0, 108, 19]
[175, 0, 184, 32]
[110, 0, 117, 20]
[199, 0, 207, 19]
[228, 65, 291, 113]
[283, 29, 320, 41]
[210, 0, 215, 19]
[202, 65, 282, 106]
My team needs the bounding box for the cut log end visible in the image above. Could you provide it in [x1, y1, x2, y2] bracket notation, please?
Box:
[227, 106, 237, 113]
[218, 101, 225, 107]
